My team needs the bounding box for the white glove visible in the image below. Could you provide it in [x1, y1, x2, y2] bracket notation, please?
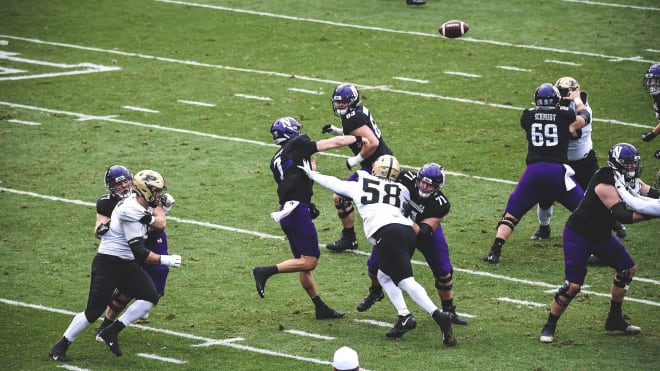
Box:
[297, 159, 318, 179]
[160, 254, 181, 267]
[346, 153, 365, 169]
[613, 171, 626, 190]
[161, 193, 175, 213]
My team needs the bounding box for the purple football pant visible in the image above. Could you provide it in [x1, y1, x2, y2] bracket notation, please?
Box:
[279, 202, 320, 259]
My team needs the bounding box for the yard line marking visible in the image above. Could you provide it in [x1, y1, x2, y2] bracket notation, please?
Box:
[0, 37, 653, 130]
[1, 186, 659, 303]
[234, 93, 272, 101]
[57, 365, 92, 371]
[444, 71, 481, 78]
[561, 0, 660, 11]
[497, 297, 546, 308]
[545, 59, 582, 66]
[177, 99, 216, 107]
[354, 319, 392, 327]
[646, 49, 660, 54]
[0, 298, 364, 371]
[122, 105, 160, 113]
[288, 87, 325, 95]
[153, 1, 657, 64]
[6, 119, 41, 126]
[0, 66, 26, 74]
[136, 353, 187, 364]
[393, 76, 429, 84]
[497, 66, 532, 72]
[284, 329, 335, 340]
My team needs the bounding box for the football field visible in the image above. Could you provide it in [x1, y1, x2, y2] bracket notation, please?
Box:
[1, 1, 659, 370]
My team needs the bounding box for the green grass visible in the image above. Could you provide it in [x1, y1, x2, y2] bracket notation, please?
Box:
[1, 0, 659, 370]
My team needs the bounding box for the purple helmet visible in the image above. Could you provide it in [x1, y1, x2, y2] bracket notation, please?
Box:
[270, 117, 302, 145]
[643, 63, 660, 95]
[534, 83, 561, 109]
[416, 163, 445, 198]
[331, 84, 360, 116]
[608, 143, 641, 182]
[104, 165, 133, 199]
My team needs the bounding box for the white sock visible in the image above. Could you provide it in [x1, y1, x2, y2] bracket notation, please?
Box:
[118, 300, 154, 326]
[377, 270, 410, 316]
[63, 312, 92, 341]
[398, 277, 438, 315]
[537, 205, 553, 226]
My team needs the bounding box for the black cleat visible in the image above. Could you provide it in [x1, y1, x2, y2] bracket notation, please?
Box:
[386, 314, 417, 338]
[432, 310, 457, 346]
[99, 324, 122, 357]
[326, 236, 358, 252]
[356, 287, 384, 312]
[252, 267, 268, 298]
[315, 305, 345, 320]
[605, 316, 641, 333]
[48, 337, 71, 362]
[445, 306, 468, 325]
[406, 0, 426, 4]
[530, 225, 551, 240]
[539, 323, 556, 343]
[484, 249, 500, 264]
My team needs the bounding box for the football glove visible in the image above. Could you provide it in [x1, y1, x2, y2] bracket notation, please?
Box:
[139, 212, 154, 225]
[161, 193, 175, 213]
[642, 132, 656, 142]
[297, 159, 318, 179]
[346, 153, 365, 169]
[321, 124, 343, 136]
[95, 222, 110, 237]
[309, 202, 320, 219]
[160, 254, 182, 267]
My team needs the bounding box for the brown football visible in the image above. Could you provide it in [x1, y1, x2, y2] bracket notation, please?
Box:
[439, 20, 470, 39]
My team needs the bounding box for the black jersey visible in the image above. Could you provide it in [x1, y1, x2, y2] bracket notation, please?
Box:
[565, 167, 617, 241]
[270, 135, 319, 204]
[340, 103, 392, 167]
[520, 106, 576, 165]
[398, 170, 450, 222]
[96, 192, 121, 218]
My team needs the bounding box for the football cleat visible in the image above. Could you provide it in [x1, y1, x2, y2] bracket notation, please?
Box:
[530, 225, 551, 240]
[605, 316, 641, 333]
[539, 323, 556, 343]
[95, 325, 106, 342]
[356, 287, 384, 312]
[386, 314, 417, 338]
[484, 249, 500, 264]
[326, 236, 358, 252]
[613, 222, 627, 239]
[252, 267, 268, 298]
[48, 337, 71, 362]
[99, 324, 122, 357]
[315, 305, 345, 320]
[445, 306, 468, 325]
[406, 0, 426, 5]
[432, 310, 457, 346]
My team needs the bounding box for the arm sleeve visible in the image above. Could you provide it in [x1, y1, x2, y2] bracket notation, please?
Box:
[616, 187, 660, 216]
[309, 172, 359, 199]
[128, 237, 151, 264]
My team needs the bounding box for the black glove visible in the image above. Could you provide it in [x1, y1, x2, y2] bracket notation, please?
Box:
[139, 212, 154, 225]
[95, 222, 110, 237]
[654, 149, 660, 159]
[642, 132, 656, 142]
[309, 203, 320, 219]
[402, 202, 413, 218]
[321, 124, 333, 134]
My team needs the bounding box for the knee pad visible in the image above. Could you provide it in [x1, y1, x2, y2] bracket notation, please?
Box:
[554, 281, 579, 308]
[109, 292, 132, 313]
[335, 196, 354, 219]
[435, 273, 453, 292]
[497, 214, 518, 231]
[613, 270, 633, 290]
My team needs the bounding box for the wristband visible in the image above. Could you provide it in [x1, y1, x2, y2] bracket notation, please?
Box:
[354, 135, 363, 145]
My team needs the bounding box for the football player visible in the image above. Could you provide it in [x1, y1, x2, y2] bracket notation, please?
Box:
[484, 83, 585, 264]
[641, 63, 660, 159]
[49, 170, 182, 361]
[299, 155, 456, 346]
[94, 165, 176, 339]
[539, 143, 655, 343]
[355, 163, 468, 328]
[252, 117, 368, 320]
[321, 84, 394, 252]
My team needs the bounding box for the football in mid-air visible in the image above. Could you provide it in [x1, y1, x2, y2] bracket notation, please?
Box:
[439, 20, 470, 39]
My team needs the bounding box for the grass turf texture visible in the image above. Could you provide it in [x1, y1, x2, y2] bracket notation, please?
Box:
[1, 0, 658, 370]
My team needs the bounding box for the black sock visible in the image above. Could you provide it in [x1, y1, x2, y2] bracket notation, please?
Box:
[263, 265, 278, 277]
[546, 313, 560, 326]
[609, 300, 623, 316]
[311, 295, 324, 308]
[100, 317, 113, 329]
[441, 299, 454, 311]
[343, 227, 356, 239]
[491, 238, 505, 254]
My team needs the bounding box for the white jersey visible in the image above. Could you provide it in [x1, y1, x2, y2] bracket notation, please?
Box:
[567, 101, 593, 162]
[98, 194, 151, 260]
[309, 170, 412, 240]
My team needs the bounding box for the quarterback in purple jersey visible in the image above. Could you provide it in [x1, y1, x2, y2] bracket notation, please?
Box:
[641, 63, 660, 159]
[539, 143, 658, 343]
[356, 163, 468, 327]
[252, 117, 368, 320]
[484, 83, 585, 264]
[322, 84, 394, 252]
